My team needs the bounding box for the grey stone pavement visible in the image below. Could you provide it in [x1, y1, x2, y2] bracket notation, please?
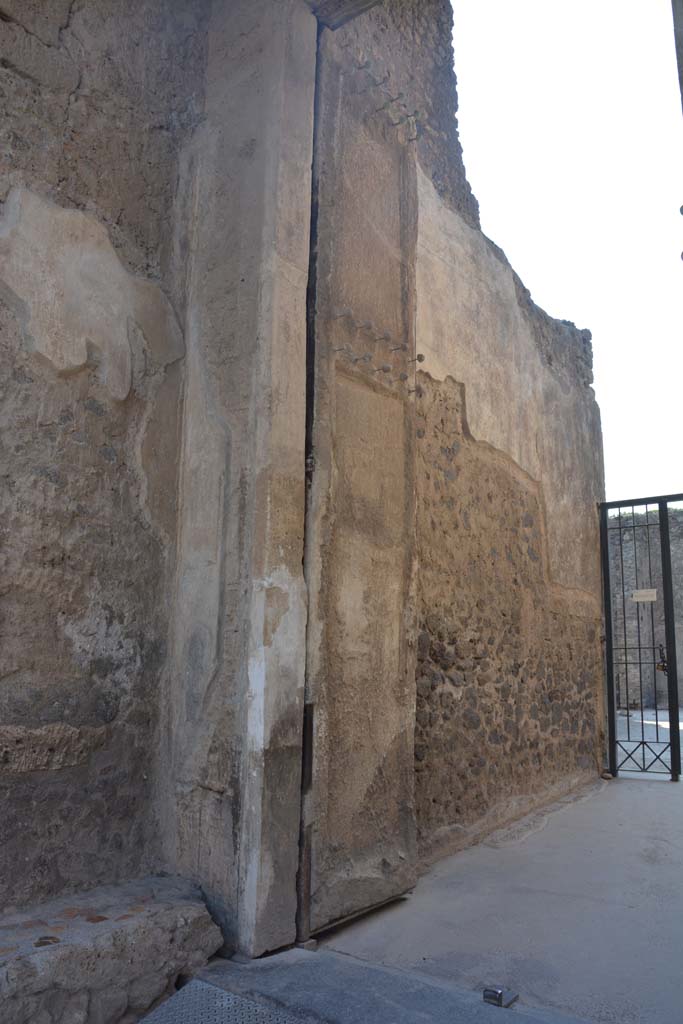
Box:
[148, 777, 682, 1024]
[321, 778, 683, 1024]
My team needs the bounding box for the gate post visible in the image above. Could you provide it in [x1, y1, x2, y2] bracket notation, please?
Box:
[659, 501, 681, 781]
[600, 504, 619, 777]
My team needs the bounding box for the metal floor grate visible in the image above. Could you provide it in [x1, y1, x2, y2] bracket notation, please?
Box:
[143, 979, 305, 1024]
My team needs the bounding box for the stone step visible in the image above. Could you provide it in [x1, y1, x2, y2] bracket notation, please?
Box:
[0, 876, 222, 1024]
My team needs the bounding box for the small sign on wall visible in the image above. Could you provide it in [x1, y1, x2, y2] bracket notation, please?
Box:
[631, 589, 657, 602]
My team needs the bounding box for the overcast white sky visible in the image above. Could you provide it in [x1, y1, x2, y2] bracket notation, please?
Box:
[451, 0, 683, 502]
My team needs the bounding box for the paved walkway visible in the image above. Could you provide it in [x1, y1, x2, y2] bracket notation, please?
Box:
[322, 778, 683, 1024]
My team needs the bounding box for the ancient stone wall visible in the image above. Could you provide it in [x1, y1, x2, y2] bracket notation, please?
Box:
[327, 0, 478, 228]
[0, 0, 606, 964]
[0, 0, 209, 907]
[413, 141, 604, 856]
[159, 0, 316, 953]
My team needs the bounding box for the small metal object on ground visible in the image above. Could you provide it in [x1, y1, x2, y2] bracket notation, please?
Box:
[143, 980, 303, 1023]
[483, 987, 519, 1008]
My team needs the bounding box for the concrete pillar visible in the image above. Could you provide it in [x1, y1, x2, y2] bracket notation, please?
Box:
[162, 0, 317, 956]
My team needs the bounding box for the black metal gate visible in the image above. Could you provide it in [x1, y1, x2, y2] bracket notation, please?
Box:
[600, 493, 683, 780]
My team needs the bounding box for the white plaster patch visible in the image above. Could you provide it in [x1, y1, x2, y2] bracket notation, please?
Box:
[0, 188, 183, 399]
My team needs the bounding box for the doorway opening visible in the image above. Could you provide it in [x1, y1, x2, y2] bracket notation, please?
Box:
[600, 494, 683, 780]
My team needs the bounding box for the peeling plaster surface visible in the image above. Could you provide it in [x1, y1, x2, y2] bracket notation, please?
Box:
[0, 188, 183, 399]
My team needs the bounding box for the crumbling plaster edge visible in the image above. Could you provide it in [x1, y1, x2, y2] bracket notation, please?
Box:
[416, 369, 603, 614]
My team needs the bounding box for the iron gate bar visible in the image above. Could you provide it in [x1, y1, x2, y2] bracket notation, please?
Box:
[616, 739, 671, 773]
[602, 492, 683, 510]
[618, 509, 632, 742]
[659, 501, 681, 780]
[632, 510, 646, 746]
[643, 510, 661, 742]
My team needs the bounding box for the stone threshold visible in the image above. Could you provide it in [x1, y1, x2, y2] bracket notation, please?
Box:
[146, 948, 589, 1024]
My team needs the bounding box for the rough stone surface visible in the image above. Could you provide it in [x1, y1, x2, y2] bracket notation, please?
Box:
[0, 877, 222, 1024]
[301, 0, 604, 931]
[0, 0, 208, 910]
[414, 376, 603, 856]
[415, 163, 603, 596]
[404, 31, 605, 854]
[0, 0, 315, 957]
[327, 0, 479, 229]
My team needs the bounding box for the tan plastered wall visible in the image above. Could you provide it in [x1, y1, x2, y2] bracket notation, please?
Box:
[416, 165, 604, 597]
